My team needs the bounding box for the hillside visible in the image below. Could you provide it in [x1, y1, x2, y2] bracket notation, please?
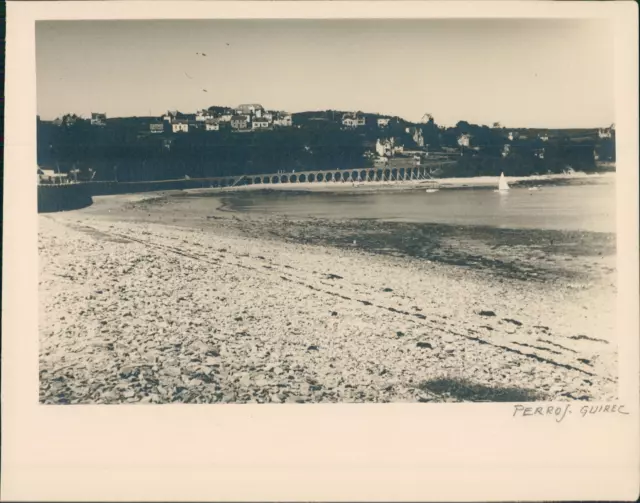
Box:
[37, 110, 615, 183]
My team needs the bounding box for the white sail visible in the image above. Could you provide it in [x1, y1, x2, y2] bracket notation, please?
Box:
[498, 172, 510, 191]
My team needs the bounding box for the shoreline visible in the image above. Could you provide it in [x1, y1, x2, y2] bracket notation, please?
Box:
[181, 171, 614, 196]
[38, 189, 618, 404]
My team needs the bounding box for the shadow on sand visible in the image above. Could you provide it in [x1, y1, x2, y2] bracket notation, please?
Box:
[419, 377, 546, 402]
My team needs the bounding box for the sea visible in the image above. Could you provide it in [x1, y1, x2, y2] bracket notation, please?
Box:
[224, 176, 616, 234]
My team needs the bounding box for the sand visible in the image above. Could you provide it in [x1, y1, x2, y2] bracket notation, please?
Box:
[38, 190, 618, 404]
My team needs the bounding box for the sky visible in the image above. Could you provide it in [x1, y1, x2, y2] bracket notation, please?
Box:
[36, 19, 615, 128]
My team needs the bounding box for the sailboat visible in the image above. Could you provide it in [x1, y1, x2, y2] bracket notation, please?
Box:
[495, 172, 510, 193]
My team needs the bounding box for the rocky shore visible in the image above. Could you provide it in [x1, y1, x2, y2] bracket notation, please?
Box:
[39, 192, 618, 404]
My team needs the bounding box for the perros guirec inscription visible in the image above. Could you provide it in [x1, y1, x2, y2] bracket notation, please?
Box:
[513, 403, 630, 422]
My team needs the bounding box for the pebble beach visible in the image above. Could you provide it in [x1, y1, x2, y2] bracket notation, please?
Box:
[39, 187, 618, 404]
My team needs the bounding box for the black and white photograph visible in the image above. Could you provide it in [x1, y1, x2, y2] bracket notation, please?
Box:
[3, 1, 639, 501]
[35, 17, 621, 405]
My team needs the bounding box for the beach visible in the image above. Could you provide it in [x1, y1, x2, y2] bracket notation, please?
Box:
[39, 179, 618, 404]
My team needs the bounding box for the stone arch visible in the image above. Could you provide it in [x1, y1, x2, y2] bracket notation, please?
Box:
[391, 168, 398, 180]
[254, 177, 261, 184]
[308, 173, 315, 183]
[399, 168, 405, 180]
[351, 170, 359, 181]
[359, 170, 367, 181]
[281, 175, 289, 183]
[384, 169, 391, 180]
[367, 170, 375, 181]
[376, 169, 384, 180]
[342, 171, 350, 181]
[317, 173, 324, 182]
[298, 174, 305, 183]
[262, 176, 270, 184]
[271, 175, 279, 184]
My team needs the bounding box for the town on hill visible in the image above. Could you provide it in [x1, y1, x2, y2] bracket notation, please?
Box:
[37, 103, 616, 184]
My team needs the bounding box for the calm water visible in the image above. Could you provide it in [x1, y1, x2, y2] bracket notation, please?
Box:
[226, 177, 616, 233]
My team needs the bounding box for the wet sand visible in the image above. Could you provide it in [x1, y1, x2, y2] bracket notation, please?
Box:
[39, 188, 618, 404]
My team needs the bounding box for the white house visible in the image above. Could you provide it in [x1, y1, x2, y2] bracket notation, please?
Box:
[205, 120, 220, 131]
[237, 104, 265, 116]
[273, 114, 293, 127]
[376, 138, 397, 157]
[598, 128, 612, 139]
[342, 113, 365, 127]
[539, 134, 549, 142]
[231, 115, 249, 130]
[149, 123, 164, 134]
[172, 120, 189, 133]
[252, 118, 270, 129]
[377, 118, 390, 127]
[502, 144, 511, 157]
[218, 114, 233, 123]
[457, 134, 471, 148]
[196, 110, 213, 122]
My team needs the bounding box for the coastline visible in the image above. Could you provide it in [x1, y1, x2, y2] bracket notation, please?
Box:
[39, 189, 618, 404]
[180, 171, 614, 196]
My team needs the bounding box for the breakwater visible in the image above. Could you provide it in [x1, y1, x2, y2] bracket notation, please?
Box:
[37, 178, 222, 213]
[38, 184, 93, 213]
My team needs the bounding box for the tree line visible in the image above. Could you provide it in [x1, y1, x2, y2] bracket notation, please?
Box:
[37, 112, 615, 182]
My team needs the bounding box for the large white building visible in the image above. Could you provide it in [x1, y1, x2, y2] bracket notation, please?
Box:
[172, 120, 189, 133]
[342, 113, 366, 127]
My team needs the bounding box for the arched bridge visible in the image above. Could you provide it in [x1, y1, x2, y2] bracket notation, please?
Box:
[208, 165, 438, 188]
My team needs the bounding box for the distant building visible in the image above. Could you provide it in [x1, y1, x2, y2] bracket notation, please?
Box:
[273, 113, 293, 127]
[376, 138, 399, 157]
[38, 167, 68, 184]
[252, 118, 270, 129]
[205, 119, 220, 131]
[342, 113, 366, 127]
[457, 134, 471, 148]
[377, 118, 391, 127]
[535, 148, 545, 159]
[231, 115, 249, 130]
[502, 144, 511, 157]
[172, 120, 189, 133]
[163, 111, 178, 123]
[196, 110, 213, 122]
[598, 128, 612, 139]
[218, 114, 233, 123]
[149, 123, 164, 134]
[406, 127, 424, 147]
[91, 113, 107, 126]
[539, 133, 549, 142]
[508, 131, 519, 141]
[237, 104, 265, 116]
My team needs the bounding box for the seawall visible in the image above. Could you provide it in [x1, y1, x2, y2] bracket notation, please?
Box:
[38, 184, 94, 213]
[37, 179, 218, 213]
